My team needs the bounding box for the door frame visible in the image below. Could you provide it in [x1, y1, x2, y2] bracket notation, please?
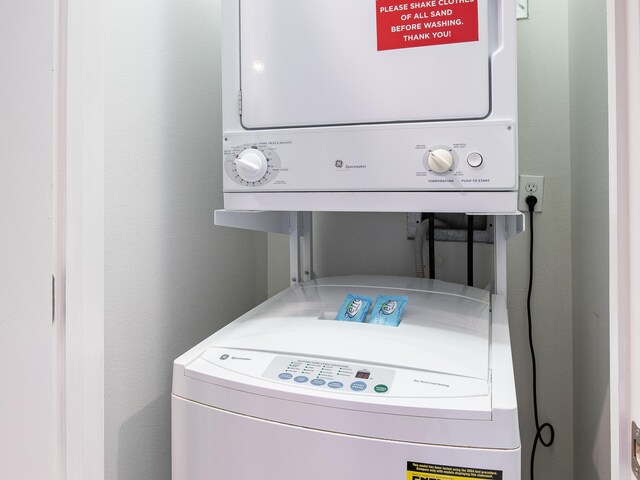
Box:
[62, 0, 105, 478]
[58, 0, 640, 478]
[608, 0, 639, 478]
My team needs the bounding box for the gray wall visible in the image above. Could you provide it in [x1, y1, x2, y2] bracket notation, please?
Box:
[268, 2, 575, 479]
[268, 214, 495, 296]
[510, 2, 574, 479]
[568, 0, 611, 477]
[104, 1, 267, 479]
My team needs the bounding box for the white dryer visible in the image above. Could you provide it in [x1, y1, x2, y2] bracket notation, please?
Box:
[220, 0, 519, 213]
[172, 275, 520, 479]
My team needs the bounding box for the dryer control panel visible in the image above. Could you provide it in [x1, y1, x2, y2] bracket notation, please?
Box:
[223, 121, 517, 193]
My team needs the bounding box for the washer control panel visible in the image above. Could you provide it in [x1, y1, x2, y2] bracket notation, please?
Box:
[262, 355, 395, 395]
[190, 347, 490, 399]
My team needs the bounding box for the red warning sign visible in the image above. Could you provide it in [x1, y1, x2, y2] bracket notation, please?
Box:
[376, 0, 479, 51]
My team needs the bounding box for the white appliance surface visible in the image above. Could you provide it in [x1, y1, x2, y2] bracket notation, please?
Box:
[220, 0, 519, 212]
[222, 122, 517, 193]
[172, 276, 520, 480]
[240, 0, 490, 128]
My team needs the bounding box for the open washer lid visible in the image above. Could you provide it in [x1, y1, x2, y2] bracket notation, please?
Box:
[239, 0, 491, 128]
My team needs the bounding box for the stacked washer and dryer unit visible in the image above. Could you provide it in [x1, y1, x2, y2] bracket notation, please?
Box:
[173, 1, 522, 479]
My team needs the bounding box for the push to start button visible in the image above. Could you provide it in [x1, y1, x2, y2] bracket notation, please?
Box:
[374, 384, 389, 393]
[467, 152, 483, 168]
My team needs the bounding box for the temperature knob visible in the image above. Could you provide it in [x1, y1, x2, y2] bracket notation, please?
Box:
[234, 148, 268, 182]
[427, 149, 454, 173]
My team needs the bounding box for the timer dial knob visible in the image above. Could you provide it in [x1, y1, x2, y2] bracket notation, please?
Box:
[235, 148, 268, 182]
[428, 149, 454, 173]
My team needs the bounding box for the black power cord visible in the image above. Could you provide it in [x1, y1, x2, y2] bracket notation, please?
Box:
[428, 213, 435, 279]
[467, 215, 474, 286]
[526, 195, 555, 480]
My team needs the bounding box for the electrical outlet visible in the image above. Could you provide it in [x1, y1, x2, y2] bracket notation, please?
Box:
[518, 175, 544, 212]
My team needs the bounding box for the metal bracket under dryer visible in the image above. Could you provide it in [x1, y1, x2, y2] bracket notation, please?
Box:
[213, 210, 524, 294]
[214, 210, 314, 286]
[493, 213, 525, 296]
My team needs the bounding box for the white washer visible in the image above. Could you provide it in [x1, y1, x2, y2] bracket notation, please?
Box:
[172, 276, 520, 479]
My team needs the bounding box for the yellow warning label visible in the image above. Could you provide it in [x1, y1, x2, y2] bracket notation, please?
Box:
[406, 461, 503, 480]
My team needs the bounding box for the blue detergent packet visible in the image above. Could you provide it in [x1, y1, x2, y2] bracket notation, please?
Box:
[336, 293, 372, 323]
[368, 295, 408, 327]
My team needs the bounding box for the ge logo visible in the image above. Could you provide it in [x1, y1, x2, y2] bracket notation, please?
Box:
[335, 160, 344, 168]
[220, 354, 229, 360]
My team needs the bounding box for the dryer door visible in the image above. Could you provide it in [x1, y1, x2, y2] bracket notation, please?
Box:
[239, 0, 492, 128]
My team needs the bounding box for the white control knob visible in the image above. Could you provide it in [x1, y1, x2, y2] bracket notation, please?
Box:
[235, 148, 268, 182]
[428, 149, 454, 173]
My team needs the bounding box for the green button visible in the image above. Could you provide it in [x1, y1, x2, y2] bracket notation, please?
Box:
[374, 384, 388, 393]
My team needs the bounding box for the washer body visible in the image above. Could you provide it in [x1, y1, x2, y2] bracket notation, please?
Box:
[172, 276, 521, 479]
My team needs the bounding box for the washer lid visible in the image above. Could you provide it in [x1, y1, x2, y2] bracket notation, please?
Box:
[211, 276, 491, 381]
[239, 0, 491, 128]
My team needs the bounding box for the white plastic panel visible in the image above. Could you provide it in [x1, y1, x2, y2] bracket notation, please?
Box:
[240, 0, 490, 128]
[172, 396, 521, 480]
[187, 347, 490, 403]
[222, 191, 519, 213]
[172, 279, 520, 447]
[223, 121, 516, 192]
[197, 277, 491, 381]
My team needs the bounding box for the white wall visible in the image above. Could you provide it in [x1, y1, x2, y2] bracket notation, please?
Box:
[0, 2, 55, 478]
[268, 2, 575, 479]
[568, 0, 610, 477]
[104, 2, 267, 479]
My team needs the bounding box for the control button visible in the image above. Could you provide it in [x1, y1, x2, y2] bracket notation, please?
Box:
[294, 376, 309, 383]
[328, 381, 343, 389]
[310, 379, 326, 386]
[374, 384, 389, 393]
[350, 381, 367, 392]
[467, 152, 483, 168]
[278, 373, 293, 380]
